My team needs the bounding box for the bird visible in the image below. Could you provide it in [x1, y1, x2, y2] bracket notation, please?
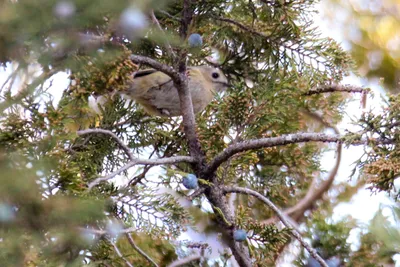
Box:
[124, 65, 229, 117]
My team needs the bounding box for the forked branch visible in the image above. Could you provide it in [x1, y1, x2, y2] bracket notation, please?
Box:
[223, 186, 329, 267]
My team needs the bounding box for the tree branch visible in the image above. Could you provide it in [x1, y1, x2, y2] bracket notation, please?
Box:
[305, 84, 369, 96]
[223, 186, 329, 267]
[150, 10, 176, 58]
[0, 68, 58, 113]
[173, 0, 204, 161]
[213, 16, 272, 39]
[130, 55, 180, 80]
[108, 238, 134, 267]
[77, 129, 135, 161]
[129, 52, 202, 158]
[88, 156, 195, 189]
[125, 233, 159, 267]
[264, 111, 343, 224]
[158, 10, 182, 21]
[187, 188, 206, 201]
[207, 133, 343, 175]
[285, 112, 342, 221]
[80, 226, 136, 236]
[77, 128, 195, 189]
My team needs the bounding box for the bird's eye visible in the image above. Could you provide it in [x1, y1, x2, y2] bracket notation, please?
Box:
[212, 72, 220, 79]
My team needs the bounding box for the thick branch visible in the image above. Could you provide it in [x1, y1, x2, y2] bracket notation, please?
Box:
[223, 186, 329, 267]
[130, 55, 179, 80]
[179, 0, 192, 39]
[207, 133, 343, 175]
[174, 0, 204, 161]
[305, 84, 369, 96]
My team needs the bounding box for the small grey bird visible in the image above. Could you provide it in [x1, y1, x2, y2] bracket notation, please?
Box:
[124, 66, 229, 116]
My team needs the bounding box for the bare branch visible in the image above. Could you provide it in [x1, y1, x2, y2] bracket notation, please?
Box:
[88, 156, 195, 189]
[80, 226, 137, 236]
[167, 254, 201, 267]
[305, 84, 369, 96]
[77, 128, 195, 189]
[108, 238, 134, 267]
[207, 133, 343, 175]
[125, 233, 159, 267]
[223, 186, 329, 267]
[130, 54, 179, 80]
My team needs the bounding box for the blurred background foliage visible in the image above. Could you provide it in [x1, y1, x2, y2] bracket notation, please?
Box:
[0, 0, 398, 265]
[323, 0, 400, 92]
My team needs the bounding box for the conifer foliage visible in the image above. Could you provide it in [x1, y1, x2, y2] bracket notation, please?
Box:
[0, 0, 398, 266]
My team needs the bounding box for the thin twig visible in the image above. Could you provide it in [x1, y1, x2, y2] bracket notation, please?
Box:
[187, 188, 206, 201]
[223, 186, 329, 267]
[150, 10, 176, 58]
[80, 226, 137, 236]
[108, 238, 134, 267]
[77, 128, 195, 189]
[158, 10, 182, 21]
[77, 128, 135, 160]
[125, 233, 159, 267]
[213, 16, 272, 39]
[0, 64, 20, 94]
[88, 155, 195, 189]
[0, 68, 58, 112]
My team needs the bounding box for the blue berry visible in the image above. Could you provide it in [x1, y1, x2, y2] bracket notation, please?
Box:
[188, 33, 203, 48]
[54, 1, 76, 19]
[119, 7, 148, 38]
[233, 229, 247, 242]
[182, 174, 198, 189]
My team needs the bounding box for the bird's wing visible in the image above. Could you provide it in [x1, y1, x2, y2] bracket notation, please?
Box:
[127, 69, 172, 97]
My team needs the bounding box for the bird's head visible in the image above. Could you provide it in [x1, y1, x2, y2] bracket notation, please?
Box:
[193, 66, 230, 92]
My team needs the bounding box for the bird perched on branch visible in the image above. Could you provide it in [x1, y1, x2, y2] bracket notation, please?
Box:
[124, 66, 229, 117]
